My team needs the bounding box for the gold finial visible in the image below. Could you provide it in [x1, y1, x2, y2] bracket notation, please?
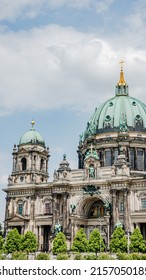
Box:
[118, 59, 126, 86]
[31, 120, 35, 128]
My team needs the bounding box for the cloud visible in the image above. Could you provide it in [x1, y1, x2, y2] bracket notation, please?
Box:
[0, 24, 146, 115]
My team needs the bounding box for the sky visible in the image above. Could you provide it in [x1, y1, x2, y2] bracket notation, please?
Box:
[0, 0, 146, 224]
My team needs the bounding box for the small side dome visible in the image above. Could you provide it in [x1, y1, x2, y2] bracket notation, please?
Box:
[19, 121, 45, 147]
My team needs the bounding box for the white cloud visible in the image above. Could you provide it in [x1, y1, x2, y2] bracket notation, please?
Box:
[0, 24, 146, 115]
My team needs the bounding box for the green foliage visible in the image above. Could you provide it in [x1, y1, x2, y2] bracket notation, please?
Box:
[0, 224, 3, 237]
[71, 228, 88, 252]
[21, 231, 38, 253]
[88, 228, 105, 255]
[109, 227, 127, 253]
[140, 254, 146, 260]
[5, 228, 22, 253]
[117, 252, 146, 260]
[0, 251, 6, 260]
[117, 252, 133, 260]
[84, 253, 97, 260]
[0, 236, 4, 250]
[129, 228, 146, 253]
[36, 253, 50, 260]
[97, 253, 116, 260]
[74, 253, 83, 260]
[12, 251, 28, 260]
[56, 253, 69, 260]
[53, 232, 67, 254]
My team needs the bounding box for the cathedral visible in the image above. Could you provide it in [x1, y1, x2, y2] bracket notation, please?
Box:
[3, 63, 146, 252]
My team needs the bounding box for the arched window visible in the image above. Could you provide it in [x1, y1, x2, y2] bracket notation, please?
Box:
[89, 201, 104, 217]
[105, 150, 111, 166]
[44, 202, 51, 214]
[40, 158, 44, 171]
[129, 148, 134, 169]
[141, 198, 146, 210]
[21, 157, 27, 171]
[137, 149, 144, 171]
[18, 202, 23, 215]
[119, 201, 124, 212]
[114, 149, 118, 162]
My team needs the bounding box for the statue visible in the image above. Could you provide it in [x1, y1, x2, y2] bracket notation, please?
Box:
[83, 185, 101, 196]
[8, 175, 12, 184]
[89, 165, 95, 178]
[79, 133, 84, 143]
[119, 117, 128, 132]
[54, 224, 61, 235]
[70, 204, 76, 214]
[53, 169, 58, 180]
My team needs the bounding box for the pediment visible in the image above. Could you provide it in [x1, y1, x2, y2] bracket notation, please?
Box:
[6, 214, 29, 222]
[18, 147, 28, 153]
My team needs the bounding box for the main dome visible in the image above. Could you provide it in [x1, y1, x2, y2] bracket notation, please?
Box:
[19, 121, 45, 147]
[84, 65, 146, 138]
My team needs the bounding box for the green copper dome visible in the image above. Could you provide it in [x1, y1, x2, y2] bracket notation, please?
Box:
[84, 67, 146, 138]
[19, 122, 45, 147]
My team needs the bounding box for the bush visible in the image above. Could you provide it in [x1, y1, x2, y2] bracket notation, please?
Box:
[36, 253, 50, 260]
[5, 228, 22, 253]
[130, 228, 146, 253]
[71, 228, 88, 252]
[53, 232, 67, 254]
[21, 231, 38, 253]
[140, 254, 146, 260]
[83, 254, 97, 260]
[130, 253, 141, 260]
[110, 227, 127, 253]
[97, 253, 116, 260]
[74, 253, 83, 260]
[12, 251, 28, 260]
[117, 253, 134, 260]
[56, 253, 69, 260]
[0, 251, 6, 260]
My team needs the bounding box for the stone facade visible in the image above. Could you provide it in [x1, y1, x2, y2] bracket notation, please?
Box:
[3, 67, 146, 251]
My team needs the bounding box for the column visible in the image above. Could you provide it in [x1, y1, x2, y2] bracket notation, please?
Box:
[111, 190, 117, 230]
[63, 193, 68, 233]
[123, 189, 129, 232]
[38, 226, 42, 251]
[52, 193, 57, 232]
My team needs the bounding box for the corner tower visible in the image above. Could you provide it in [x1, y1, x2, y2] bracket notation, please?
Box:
[9, 121, 50, 185]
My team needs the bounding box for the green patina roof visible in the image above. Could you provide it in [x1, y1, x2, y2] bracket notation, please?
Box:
[84, 68, 146, 138]
[19, 122, 45, 147]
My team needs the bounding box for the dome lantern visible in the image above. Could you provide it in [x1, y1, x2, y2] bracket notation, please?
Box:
[115, 60, 129, 96]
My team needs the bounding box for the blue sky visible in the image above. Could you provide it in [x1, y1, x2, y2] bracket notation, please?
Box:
[1, 0, 146, 224]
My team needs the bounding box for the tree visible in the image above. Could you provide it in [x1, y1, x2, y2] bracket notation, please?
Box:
[0, 236, 4, 250]
[71, 228, 88, 252]
[130, 228, 146, 253]
[110, 226, 127, 253]
[88, 228, 105, 256]
[21, 231, 38, 253]
[0, 224, 3, 237]
[4, 228, 22, 253]
[53, 232, 67, 254]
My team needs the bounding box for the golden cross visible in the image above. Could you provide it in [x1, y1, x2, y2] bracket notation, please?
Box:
[119, 59, 124, 70]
